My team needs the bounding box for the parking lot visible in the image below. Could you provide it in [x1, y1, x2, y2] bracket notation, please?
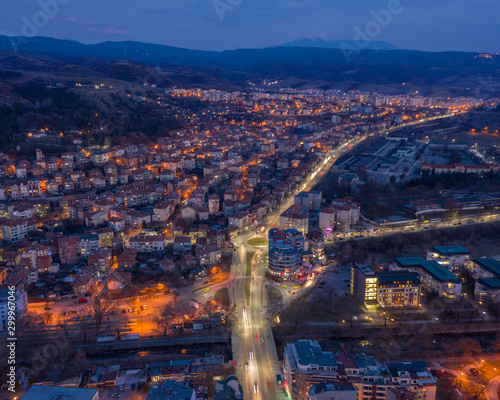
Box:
[317, 265, 351, 296]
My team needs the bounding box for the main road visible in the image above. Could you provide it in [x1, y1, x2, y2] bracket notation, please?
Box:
[230, 114, 458, 399]
[230, 134, 369, 399]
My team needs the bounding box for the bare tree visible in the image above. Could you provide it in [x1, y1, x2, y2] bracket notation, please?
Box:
[42, 311, 53, 325]
[89, 289, 111, 335]
[154, 304, 174, 336]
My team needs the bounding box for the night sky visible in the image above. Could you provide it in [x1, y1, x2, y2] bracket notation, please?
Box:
[1, 0, 499, 52]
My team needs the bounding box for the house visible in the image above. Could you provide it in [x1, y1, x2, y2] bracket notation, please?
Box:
[159, 259, 176, 273]
[153, 201, 172, 224]
[20, 243, 52, 273]
[0, 218, 28, 242]
[108, 216, 126, 232]
[3, 251, 21, 267]
[228, 211, 249, 230]
[107, 271, 131, 291]
[85, 211, 108, 227]
[73, 271, 94, 296]
[128, 235, 166, 252]
[174, 236, 192, 254]
[126, 209, 152, 228]
[279, 205, 309, 235]
[117, 248, 138, 269]
[88, 249, 113, 275]
[80, 234, 100, 258]
[93, 227, 114, 247]
[181, 205, 197, 220]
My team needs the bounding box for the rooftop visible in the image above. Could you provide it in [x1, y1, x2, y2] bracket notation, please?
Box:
[473, 258, 500, 277]
[376, 270, 421, 284]
[478, 277, 500, 289]
[430, 245, 471, 256]
[308, 381, 356, 396]
[294, 340, 338, 368]
[21, 385, 98, 400]
[394, 257, 461, 283]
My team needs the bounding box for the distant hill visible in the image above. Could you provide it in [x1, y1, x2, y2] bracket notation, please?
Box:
[1, 35, 500, 97]
[281, 38, 398, 51]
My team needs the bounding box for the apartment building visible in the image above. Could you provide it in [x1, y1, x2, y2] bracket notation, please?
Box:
[58, 236, 80, 265]
[351, 265, 421, 307]
[426, 245, 471, 273]
[128, 234, 166, 252]
[471, 258, 500, 303]
[20, 243, 52, 273]
[80, 234, 100, 258]
[394, 258, 462, 301]
[0, 270, 28, 331]
[284, 340, 339, 400]
[284, 340, 436, 400]
[280, 204, 309, 235]
[0, 219, 28, 242]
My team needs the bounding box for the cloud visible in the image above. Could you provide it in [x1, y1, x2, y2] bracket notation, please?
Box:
[85, 25, 132, 35]
[103, 27, 130, 35]
[67, 16, 78, 23]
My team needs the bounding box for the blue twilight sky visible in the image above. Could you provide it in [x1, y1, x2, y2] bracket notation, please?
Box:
[1, 0, 499, 52]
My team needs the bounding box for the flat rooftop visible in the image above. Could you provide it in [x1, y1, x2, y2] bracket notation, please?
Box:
[294, 340, 338, 368]
[21, 386, 98, 400]
[430, 245, 471, 256]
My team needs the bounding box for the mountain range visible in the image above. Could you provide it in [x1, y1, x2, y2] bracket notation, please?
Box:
[0, 35, 499, 97]
[281, 38, 398, 51]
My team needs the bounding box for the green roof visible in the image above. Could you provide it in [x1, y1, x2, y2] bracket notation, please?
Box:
[478, 277, 500, 289]
[430, 245, 470, 256]
[394, 257, 461, 283]
[473, 258, 500, 277]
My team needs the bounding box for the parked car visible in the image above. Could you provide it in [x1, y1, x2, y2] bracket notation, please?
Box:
[111, 393, 122, 398]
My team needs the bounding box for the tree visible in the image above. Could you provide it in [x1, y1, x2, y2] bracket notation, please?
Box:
[339, 295, 360, 328]
[89, 288, 110, 335]
[42, 311, 53, 325]
[154, 304, 174, 336]
[487, 302, 500, 323]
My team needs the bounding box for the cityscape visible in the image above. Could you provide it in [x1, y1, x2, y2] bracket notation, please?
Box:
[0, 2, 500, 400]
